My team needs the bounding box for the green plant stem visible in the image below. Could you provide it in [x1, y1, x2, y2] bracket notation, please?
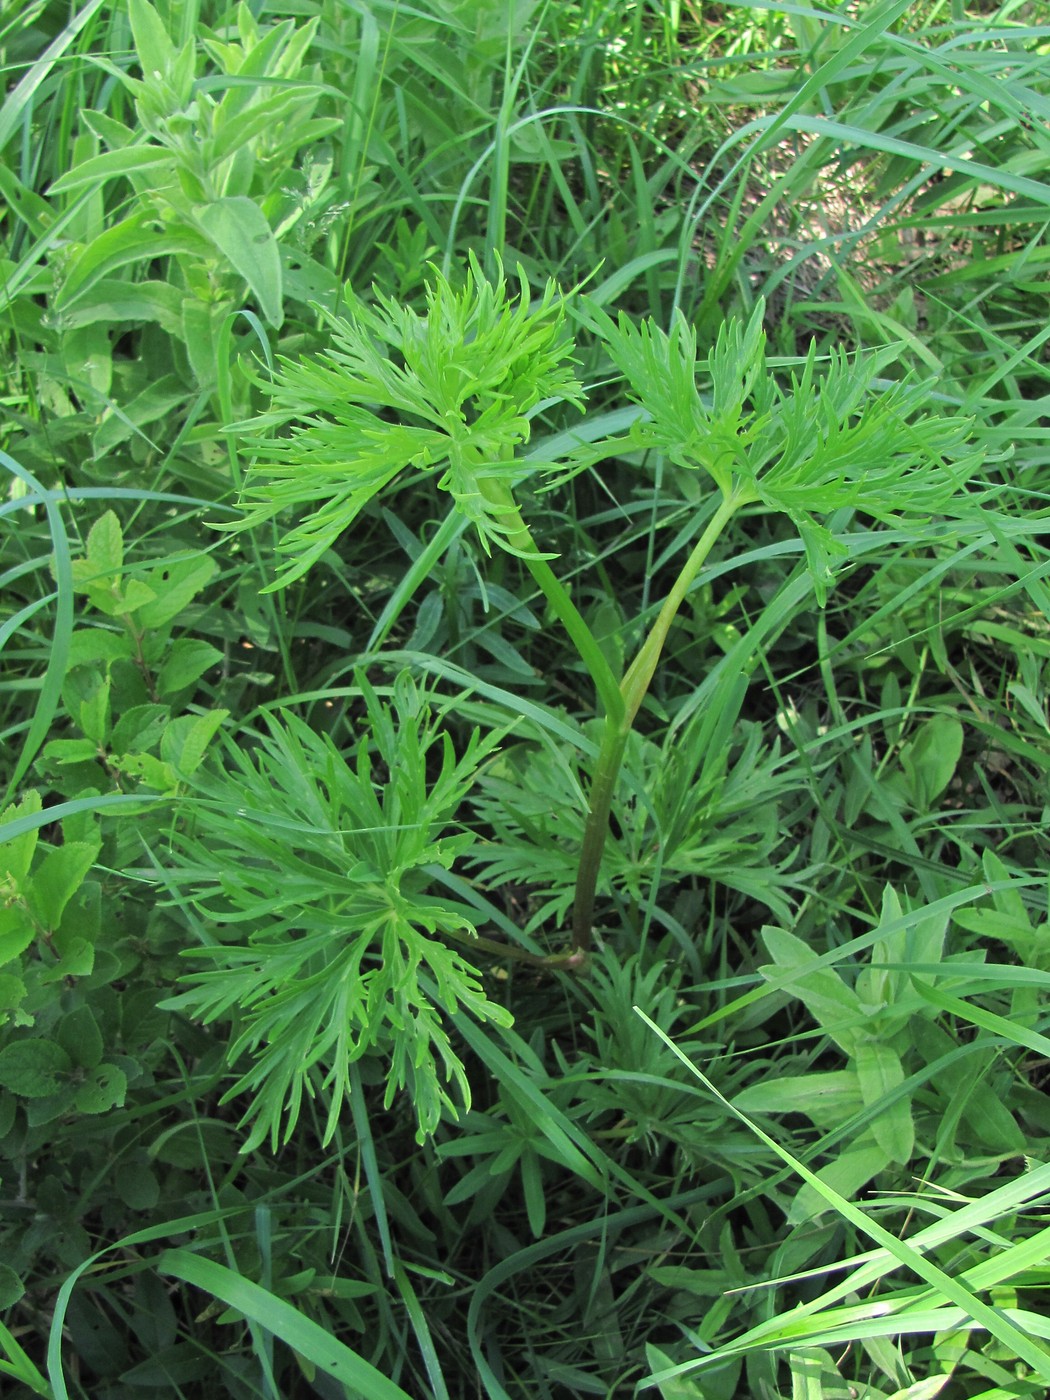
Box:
[482, 475, 744, 959]
[570, 721, 631, 952]
[443, 927, 543, 965]
[444, 925, 586, 969]
[620, 490, 746, 728]
[523, 550, 625, 726]
[570, 489, 744, 953]
[482, 480, 626, 727]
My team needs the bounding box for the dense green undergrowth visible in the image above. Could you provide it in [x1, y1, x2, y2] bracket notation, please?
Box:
[2, 0, 1050, 1396]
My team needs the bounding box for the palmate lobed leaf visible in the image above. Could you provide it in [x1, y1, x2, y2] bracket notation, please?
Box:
[581, 298, 771, 495]
[231, 258, 982, 609]
[229, 253, 584, 588]
[162, 673, 511, 1150]
[594, 299, 985, 602]
[470, 719, 801, 929]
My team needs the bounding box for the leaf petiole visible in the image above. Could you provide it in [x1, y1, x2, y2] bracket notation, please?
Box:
[570, 486, 747, 953]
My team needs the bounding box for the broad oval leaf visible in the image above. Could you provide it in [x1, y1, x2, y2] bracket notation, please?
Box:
[197, 196, 283, 328]
[0, 1039, 72, 1097]
[48, 145, 172, 194]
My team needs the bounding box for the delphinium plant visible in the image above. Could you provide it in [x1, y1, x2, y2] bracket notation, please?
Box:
[163, 672, 513, 1150]
[170, 253, 983, 1144]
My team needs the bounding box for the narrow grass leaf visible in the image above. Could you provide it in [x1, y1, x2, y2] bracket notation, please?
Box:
[912, 982, 1050, 1059]
[635, 1010, 1050, 1386]
[348, 1060, 395, 1279]
[0, 0, 107, 151]
[366, 510, 468, 652]
[0, 1318, 52, 1397]
[1, 453, 73, 802]
[392, 1261, 450, 1400]
[156, 1250, 413, 1400]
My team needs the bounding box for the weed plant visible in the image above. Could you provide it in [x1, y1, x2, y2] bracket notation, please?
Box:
[1, 1, 1050, 1398]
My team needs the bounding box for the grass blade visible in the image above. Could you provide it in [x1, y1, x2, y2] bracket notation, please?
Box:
[156, 1250, 414, 1400]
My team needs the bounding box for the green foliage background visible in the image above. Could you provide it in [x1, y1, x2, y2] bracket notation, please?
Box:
[2, 0, 1050, 1396]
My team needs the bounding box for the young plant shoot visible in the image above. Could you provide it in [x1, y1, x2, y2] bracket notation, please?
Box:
[230, 256, 981, 958]
[176, 256, 984, 1148]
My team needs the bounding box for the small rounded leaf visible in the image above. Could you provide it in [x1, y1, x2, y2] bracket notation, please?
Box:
[0, 1039, 72, 1097]
[58, 1005, 104, 1070]
[75, 1063, 128, 1114]
[0, 1262, 25, 1309]
[115, 1159, 161, 1211]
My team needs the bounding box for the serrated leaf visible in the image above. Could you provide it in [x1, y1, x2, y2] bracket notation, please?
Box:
[26, 841, 99, 932]
[117, 751, 177, 792]
[86, 509, 123, 576]
[157, 639, 223, 698]
[0, 906, 36, 967]
[59, 877, 101, 943]
[25, 1083, 79, 1125]
[160, 708, 229, 775]
[69, 573, 115, 616]
[0, 1263, 24, 1309]
[75, 1063, 127, 1113]
[58, 1005, 104, 1069]
[49, 935, 95, 979]
[119, 577, 160, 615]
[110, 703, 169, 755]
[0, 1039, 72, 1097]
[0, 790, 42, 884]
[197, 196, 283, 327]
[136, 554, 217, 629]
[78, 675, 111, 745]
[0, 972, 26, 1014]
[116, 1159, 161, 1210]
[41, 738, 103, 768]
